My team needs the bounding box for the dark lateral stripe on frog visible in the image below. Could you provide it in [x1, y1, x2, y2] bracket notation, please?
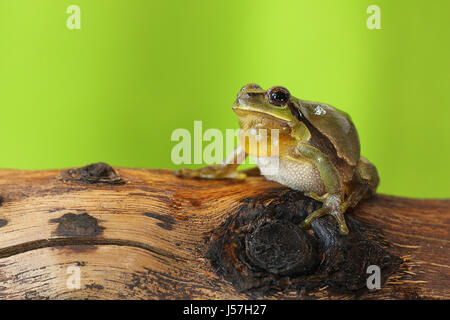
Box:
[287, 101, 306, 122]
[287, 101, 342, 160]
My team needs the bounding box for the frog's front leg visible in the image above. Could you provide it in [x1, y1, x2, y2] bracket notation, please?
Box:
[175, 146, 248, 180]
[296, 143, 349, 235]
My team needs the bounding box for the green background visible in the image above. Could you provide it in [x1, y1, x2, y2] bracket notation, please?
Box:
[0, 0, 449, 198]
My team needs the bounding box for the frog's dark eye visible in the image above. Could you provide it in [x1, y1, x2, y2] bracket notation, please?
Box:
[267, 86, 290, 107]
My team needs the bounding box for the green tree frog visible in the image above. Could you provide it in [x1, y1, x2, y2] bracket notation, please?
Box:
[176, 84, 379, 235]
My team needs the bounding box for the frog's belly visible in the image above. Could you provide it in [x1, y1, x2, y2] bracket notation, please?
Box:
[255, 156, 326, 195]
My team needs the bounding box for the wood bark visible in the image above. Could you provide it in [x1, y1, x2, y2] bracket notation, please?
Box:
[0, 163, 448, 300]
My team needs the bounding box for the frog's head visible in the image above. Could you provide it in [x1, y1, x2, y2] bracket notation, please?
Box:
[232, 83, 296, 124]
[233, 83, 361, 166]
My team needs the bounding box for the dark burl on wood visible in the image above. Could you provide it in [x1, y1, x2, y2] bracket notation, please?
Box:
[0, 163, 448, 299]
[207, 190, 401, 297]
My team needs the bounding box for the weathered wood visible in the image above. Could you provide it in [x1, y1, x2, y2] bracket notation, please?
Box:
[0, 164, 448, 299]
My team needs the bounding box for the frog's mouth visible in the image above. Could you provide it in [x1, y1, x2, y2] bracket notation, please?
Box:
[232, 108, 292, 132]
[232, 102, 293, 123]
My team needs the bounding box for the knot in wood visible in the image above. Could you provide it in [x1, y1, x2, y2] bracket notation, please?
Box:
[245, 220, 317, 276]
[60, 162, 125, 185]
[206, 189, 401, 296]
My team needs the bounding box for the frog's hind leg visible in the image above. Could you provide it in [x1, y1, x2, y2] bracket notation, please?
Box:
[343, 157, 380, 209]
[356, 157, 379, 195]
[175, 146, 248, 180]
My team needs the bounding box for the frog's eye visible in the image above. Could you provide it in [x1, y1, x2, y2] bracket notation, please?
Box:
[267, 86, 290, 107]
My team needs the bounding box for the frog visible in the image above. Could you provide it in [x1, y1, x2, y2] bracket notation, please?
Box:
[176, 83, 379, 235]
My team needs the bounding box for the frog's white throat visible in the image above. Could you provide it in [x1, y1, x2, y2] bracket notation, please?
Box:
[255, 156, 326, 195]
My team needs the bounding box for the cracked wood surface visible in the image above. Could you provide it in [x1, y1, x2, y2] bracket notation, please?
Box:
[0, 167, 448, 299]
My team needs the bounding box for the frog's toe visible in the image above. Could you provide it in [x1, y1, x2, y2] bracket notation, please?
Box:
[174, 168, 197, 178]
[228, 171, 247, 180]
[301, 207, 349, 235]
[331, 211, 349, 235]
[301, 207, 331, 229]
[304, 191, 328, 202]
[174, 168, 187, 177]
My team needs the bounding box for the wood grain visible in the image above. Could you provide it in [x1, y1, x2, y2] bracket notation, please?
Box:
[0, 166, 448, 299]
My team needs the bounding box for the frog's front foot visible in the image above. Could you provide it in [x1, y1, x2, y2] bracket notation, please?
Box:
[175, 165, 246, 180]
[300, 195, 349, 235]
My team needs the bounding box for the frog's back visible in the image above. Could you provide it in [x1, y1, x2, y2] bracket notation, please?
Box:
[296, 99, 360, 166]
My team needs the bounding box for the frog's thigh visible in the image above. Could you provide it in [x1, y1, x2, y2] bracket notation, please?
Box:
[296, 142, 341, 195]
[343, 157, 379, 209]
[356, 156, 379, 193]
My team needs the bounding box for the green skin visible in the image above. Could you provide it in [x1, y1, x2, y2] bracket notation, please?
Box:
[176, 84, 379, 235]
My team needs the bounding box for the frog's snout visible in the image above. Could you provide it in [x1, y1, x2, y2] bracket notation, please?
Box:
[240, 83, 262, 92]
[234, 83, 265, 107]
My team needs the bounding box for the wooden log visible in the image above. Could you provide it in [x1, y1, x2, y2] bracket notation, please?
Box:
[0, 163, 448, 300]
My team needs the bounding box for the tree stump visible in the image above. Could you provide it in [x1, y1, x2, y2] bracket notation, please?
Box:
[0, 163, 448, 299]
